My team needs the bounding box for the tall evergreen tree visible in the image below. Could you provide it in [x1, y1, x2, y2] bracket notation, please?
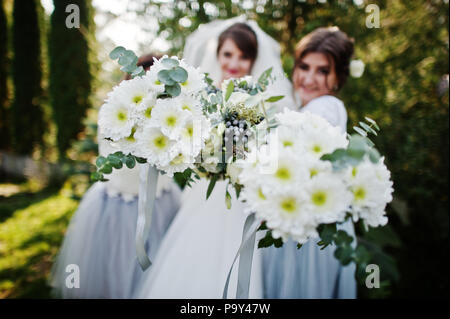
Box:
[0, 0, 9, 149]
[48, 0, 92, 159]
[10, 0, 44, 155]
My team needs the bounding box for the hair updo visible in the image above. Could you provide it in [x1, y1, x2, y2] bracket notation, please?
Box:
[217, 23, 258, 64]
[294, 27, 354, 90]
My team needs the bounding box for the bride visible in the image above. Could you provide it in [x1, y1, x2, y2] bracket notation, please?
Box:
[134, 17, 295, 299]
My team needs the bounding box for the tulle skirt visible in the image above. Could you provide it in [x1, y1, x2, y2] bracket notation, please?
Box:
[133, 179, 264, 299]
[50, 182, 181, 298]
[261, 220, 357, 298]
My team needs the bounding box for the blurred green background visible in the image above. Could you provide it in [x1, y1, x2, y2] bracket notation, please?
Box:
[0, 0, 448, 299]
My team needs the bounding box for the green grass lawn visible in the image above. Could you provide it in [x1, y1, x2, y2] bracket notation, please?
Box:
[0, 180, 79, 298]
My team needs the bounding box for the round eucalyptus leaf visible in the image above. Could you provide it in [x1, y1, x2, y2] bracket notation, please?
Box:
[109, 46, 126, 59]
[169, 67, 188, 83]
[158, 69, 176, 85]
[100, 164, 113, 174]
[161, 57, 179, 68]
[96, 156, 107, 167]
[166, 83, 181, 97]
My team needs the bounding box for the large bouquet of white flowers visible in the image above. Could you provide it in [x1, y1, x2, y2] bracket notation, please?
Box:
[94, 49, 211, 180]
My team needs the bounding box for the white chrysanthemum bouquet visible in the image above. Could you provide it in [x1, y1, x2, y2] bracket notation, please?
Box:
[93, 47, 211, 180]
[236, 109, 394, 279]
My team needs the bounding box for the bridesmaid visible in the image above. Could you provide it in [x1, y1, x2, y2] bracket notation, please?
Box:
[49, 54, 182, 298]
[262, 27, 358, 299]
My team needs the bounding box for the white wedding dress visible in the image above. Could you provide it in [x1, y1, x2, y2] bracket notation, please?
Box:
[134, 17, 296, 299]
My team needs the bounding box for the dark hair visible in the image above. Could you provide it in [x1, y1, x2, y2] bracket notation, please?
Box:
[124, 53, 161, 80]
[217, 23, 258, 64]
[294, 27, 354, 90]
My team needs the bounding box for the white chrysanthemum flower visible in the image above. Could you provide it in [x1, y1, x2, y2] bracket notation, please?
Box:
[301, 126, 348, 158]
[108, 76, 150, 107]
[265, 149, 308, 189]
[259, 189, 318, 244]
[304, 174, 352, 224]
[143, 58, 166, 94]
[302, 154, 333, 178]
[346, 158, 394, 227]
[134, 127, 177, 166]
[112, 126, 140, 155]
[149, 99, 189, 139]
[98, 101, 135, 141]
[177, 94, 203, 117]
[158, 150, 195, 177]
[178, 62, 207, 94]
[180, 117, 211, 155]
[132, 92, 157, 125]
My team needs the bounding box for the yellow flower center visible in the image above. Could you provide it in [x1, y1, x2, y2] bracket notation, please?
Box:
[153, 135, 167, 150]
[182, 104, 191, 111]
[166, 115, 177, 127]
[145, 107, 153, 119]
[187, 126, 194, 137]
[181, 80, 188, 87]
[310, 169, 318, 178]
[280, 197, 297, 213]
[258, 188, 266, 200]
[352, 167, 358, 177]
[133, 95, 143, 104]
[155, 80, 161, 85]
[354, 187, 366, 201]
[275, 167, 291, 180]
[170, 153, 184, 165]
[312, 191, 327, 206]
[117, 111, 127, 122]
[283, 140, 293, 147]
[312, 144, 322, 153]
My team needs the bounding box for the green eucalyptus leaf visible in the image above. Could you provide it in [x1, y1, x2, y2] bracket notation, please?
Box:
[135, 156, 147, 164]
[360, 122, 378, 136]
[158, 69, 176, 85]
[118, 51, 137, 66]
[91, 171, 103, 182]
[353, 126, 367, 137]
[120, 63, 138, 73]
[165, 83, 181, 97]
[319, 223, 337, 245]
[364, 117, 380, 130]
[109, 46, 126, 59]
[96, 156, 107, 167]
[368, 148, 381, 163]
[125, 156, 136, 169]
[131, 66, 145, 77]
[334, 245, 354, 265]
[100, 164, 113, 174]
[169, 66, 188, 83]
[161, 57, 179, 68]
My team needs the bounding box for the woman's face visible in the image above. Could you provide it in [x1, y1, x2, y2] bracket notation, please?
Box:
[217, 38, 253, 81]
[292, 52, 338, 106]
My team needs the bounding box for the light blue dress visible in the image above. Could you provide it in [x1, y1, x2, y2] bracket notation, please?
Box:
[49, 139, 181, 298]
[262, 95, 357, 299]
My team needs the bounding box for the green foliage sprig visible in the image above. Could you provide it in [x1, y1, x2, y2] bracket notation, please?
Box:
[91, 151, 147, 182]
[109, 46, 145, 77]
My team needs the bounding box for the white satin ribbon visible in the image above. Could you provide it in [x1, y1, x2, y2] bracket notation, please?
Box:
[136, 164, 159, 270]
